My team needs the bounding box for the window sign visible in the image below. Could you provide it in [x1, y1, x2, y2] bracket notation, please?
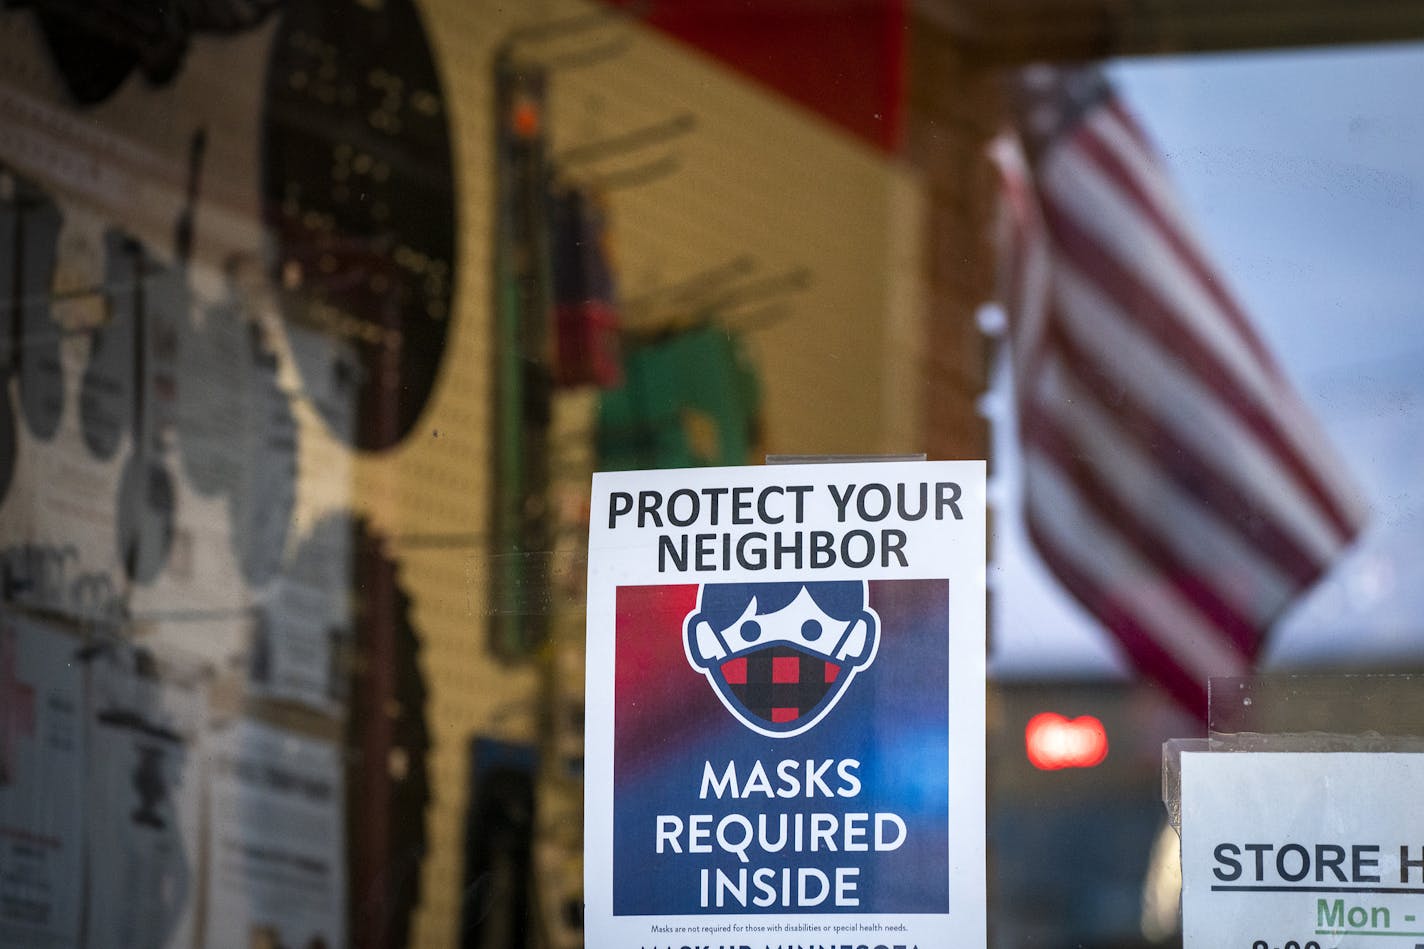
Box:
[0, 612, 82, 949]
[585, 461, 986, 948]
[1180, 752, 1424, 949]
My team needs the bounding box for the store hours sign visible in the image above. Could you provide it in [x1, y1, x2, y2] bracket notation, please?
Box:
[584, 461, 986, 948]
[1181, 752, 1424, 949]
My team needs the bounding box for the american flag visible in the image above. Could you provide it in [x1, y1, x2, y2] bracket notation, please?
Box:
[991, 66, 1367, 716]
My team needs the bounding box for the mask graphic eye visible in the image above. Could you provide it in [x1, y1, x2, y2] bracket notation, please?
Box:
[801, 619, 823, 641]
[739, 620, 762, 642]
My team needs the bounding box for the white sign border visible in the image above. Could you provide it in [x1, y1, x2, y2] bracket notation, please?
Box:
[583, 460, 987, 948]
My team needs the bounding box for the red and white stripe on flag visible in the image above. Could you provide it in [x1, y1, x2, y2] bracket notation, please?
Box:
[990, 68, 1367, 717]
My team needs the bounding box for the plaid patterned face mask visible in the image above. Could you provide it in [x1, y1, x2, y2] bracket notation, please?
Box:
[718, 643, 843, 729]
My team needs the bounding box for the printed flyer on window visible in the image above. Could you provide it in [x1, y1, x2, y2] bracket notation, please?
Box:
[0, 612, 83, 949]
[584, 461, 987, 948]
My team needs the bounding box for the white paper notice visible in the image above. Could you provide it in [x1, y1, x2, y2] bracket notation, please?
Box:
[584, 461, 987, 949]
[0, 612, 82, 949]
[247, 515, 354, 716]
[203, 720, 345, 949]
[85, 643, 208, 949]
[1181, 752, 1424, 949]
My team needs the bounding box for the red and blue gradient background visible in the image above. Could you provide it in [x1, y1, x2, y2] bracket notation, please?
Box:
[612, 579, 951, 915]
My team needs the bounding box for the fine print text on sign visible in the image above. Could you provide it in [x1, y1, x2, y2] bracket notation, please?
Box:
[1181, 752, 1424, 949]
[584, 461, 986, 949]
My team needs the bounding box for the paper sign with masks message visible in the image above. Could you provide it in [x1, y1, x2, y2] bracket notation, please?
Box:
[584, 461, 986, 948]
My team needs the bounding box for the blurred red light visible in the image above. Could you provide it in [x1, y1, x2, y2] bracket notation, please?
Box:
[1024, 712, 1109, 770]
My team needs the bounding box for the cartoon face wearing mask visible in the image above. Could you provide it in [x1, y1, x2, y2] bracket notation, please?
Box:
[683, 581, 880, 738]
